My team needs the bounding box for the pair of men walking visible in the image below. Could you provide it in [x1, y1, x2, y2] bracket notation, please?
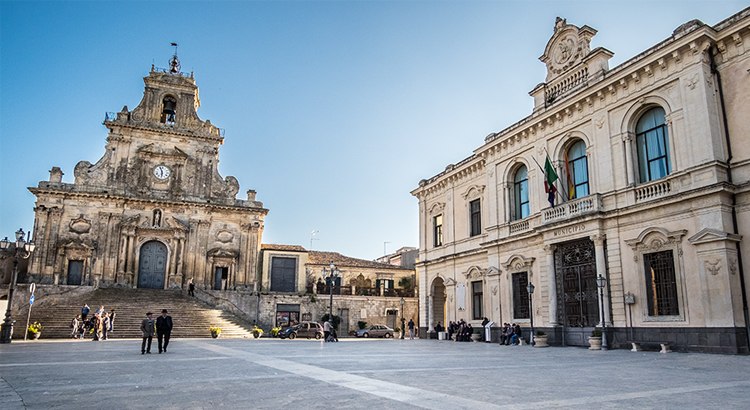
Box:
[140, 309, 173, 354]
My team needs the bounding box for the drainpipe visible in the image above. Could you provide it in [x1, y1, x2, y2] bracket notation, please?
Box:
[709, 48, 750, 351]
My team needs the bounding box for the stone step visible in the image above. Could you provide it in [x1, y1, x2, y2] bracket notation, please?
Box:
[18, 288, 258, 340]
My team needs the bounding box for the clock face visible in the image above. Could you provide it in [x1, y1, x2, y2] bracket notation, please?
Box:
[154, 165, 171, 180]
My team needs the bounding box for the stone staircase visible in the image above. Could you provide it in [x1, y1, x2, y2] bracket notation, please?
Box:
[20, 288, 256, 339]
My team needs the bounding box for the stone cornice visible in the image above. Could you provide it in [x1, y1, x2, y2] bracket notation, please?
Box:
[27, 187, 269, 215]
[104, 121, 224, 144]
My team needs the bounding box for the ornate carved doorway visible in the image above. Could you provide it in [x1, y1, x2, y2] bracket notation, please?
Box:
[432, 277, 446, 329]
[137, 241, 167, 289]
[555, 238, 599, 346]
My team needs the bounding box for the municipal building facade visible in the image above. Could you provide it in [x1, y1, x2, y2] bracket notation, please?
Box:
[412, 8, 750, 353]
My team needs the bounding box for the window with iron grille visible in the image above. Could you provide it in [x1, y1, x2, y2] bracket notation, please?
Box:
[472, 281, 483, 320]
[469, 199, 481, 236]
[644, 250, 679, 316]
[512, 272, 530, 319]
[433, 214, 443, 247]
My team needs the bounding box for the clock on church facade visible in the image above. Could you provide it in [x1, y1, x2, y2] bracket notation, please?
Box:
[27, 56, 267, 291]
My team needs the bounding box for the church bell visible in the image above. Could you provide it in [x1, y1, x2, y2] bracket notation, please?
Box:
[163, 100, 176, 115]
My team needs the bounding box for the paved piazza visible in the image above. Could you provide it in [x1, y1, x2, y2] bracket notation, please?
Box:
[2, 338, 749, 409]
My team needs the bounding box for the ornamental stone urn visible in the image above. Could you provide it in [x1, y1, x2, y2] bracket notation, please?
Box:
[533, 334, 549, 348]
[588, 336, 602, 350]
[470, 332, 482, 342]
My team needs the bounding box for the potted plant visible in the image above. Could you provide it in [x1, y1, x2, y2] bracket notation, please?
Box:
[533, 330, 549, 348]
[28, 322, 43, 340]
[252, 326, 264, 339]
[209, 326, 222, 338]
[471, 329, 482, 342]
[588, 329, 603, 350]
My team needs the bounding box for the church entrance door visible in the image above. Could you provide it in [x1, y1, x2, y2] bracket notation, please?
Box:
[137, 241, 167, 289]
[67, 260, 83, 285]
[555, 238, 599, 346]
[214, 267, 228, 290]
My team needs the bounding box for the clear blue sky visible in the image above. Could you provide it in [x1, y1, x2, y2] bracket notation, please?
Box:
[1, 1, 746, 260]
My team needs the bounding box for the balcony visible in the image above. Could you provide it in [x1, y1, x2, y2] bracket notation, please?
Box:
[542, 194, 602, 224]
[635, 177, 672, 203]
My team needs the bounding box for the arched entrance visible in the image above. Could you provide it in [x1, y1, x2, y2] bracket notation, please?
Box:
[138, 241, 167, 289]
[432, 277, 446, 329]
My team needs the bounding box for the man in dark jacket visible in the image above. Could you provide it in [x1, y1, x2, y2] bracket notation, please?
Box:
[156, 309, 173, 353]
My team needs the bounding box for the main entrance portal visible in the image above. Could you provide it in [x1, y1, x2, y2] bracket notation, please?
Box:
[555, 238, 599, 346]
[137, 241, 167, 289]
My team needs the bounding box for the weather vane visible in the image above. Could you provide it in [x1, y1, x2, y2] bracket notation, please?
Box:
[169, 42, 180, 74]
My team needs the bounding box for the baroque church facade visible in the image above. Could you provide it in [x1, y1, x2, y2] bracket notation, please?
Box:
[412, 8, 750, 353]
[28, 57, 266, 292]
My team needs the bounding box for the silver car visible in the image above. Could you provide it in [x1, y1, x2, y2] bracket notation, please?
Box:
[355, 324, 394, 338]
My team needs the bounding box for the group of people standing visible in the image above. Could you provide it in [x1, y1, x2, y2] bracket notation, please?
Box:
[140, 309, 173, 354]
[70, 304, 116, 341]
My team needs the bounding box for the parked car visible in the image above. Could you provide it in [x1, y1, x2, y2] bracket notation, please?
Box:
[278, 322, 324, 340]
[355, 324, 394, 338]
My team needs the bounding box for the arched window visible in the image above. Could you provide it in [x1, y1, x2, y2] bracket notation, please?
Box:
[567, 140, 589, 199]
[636, 107, 671, 183]
[513, 165, 529, 220]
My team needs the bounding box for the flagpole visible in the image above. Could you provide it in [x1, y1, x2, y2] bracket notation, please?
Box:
[543, 148, 571, 200]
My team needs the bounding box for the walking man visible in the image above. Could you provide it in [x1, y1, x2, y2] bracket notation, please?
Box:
[323, 319, 331, 342]
[81, 304, 90, 321]
[156, 309, 173, 353]
[188, 279, 195, 297]
[141, 312, 155, 354]
[408, 318, 415, 340]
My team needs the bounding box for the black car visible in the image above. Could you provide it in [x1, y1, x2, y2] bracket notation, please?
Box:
[278, 322, 324, 340]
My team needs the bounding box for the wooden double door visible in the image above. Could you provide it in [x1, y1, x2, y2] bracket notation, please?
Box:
[138, 241, 167, 289]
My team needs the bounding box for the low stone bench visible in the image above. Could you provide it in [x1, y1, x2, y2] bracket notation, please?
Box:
[628, 340, 672, 353]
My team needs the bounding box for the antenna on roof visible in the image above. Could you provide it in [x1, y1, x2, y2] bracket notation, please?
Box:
[384, 241, 391, 256]
[310, 230, 319, 250]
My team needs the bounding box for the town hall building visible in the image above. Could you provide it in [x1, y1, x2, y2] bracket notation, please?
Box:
[412, 8, 750, 353]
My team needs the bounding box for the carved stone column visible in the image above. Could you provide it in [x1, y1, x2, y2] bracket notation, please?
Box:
[117, 233, 128, 278]
[622, 133, 635, 186]
[591, 234, 611, 326]
[427, 293, 434, 333]
[544, 244, 558, 325]
[126, 233, 135, 276]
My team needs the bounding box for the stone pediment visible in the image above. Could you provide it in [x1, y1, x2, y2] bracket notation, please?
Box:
[207, 248, 238, 258]
[137, 144, 189, 160]
[59, 238, 96, 250]
[501, 254, 535, 272]
[687, 228, 741, 245]
[541, 17, 598, 82]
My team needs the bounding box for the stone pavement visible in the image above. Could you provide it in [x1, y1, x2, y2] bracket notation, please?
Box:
[1, 338, 749, 409]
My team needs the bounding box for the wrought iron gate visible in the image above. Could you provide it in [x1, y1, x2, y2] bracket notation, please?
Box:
[555, 239, 599, 346]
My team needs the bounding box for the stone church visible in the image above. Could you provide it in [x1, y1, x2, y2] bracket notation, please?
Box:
[28, 56, 266, 291]
[412, 8, 750, 353]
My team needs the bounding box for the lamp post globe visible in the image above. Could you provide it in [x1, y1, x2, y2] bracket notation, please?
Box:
[322, 262, 339, 327]
[0, 229, 35, 344]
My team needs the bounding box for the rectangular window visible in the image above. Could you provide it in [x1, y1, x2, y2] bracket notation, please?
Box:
[433, 215, 443, 247]
[472, 281, 483, 320]
[644, 250, 679, 316]
[270, 257, 297, 292]
[470, 199, 481, 237]
[512, 272, 530, 319]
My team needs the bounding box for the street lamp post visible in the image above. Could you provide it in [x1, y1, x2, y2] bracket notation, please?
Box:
[0, 229, 36, 344]
[596, 274, 609, 351]
[400, 297, 405, 339]
[321, 262, 339, 325]
[526, 282, 535, 346]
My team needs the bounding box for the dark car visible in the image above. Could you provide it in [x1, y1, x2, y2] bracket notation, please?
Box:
[278, 322, 324, 340]
[355, 324, 394, 338]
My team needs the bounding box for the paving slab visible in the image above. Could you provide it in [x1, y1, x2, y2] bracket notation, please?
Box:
[1, 338, 750, 409]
